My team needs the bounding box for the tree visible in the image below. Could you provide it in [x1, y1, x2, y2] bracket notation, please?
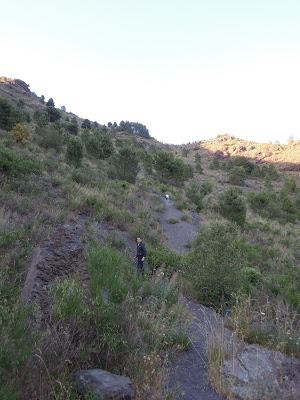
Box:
[186, 222, 246, 308]
[61, 105, 66, 112]
[109, 147, 139, 183]
[40, 95, 45, 103]
[46, 98, 55, 107]
[47, 107, 61, 122]
[153, 151, 193, 185]
[66, 117, 78, 135]
[81, 119, 91, 129]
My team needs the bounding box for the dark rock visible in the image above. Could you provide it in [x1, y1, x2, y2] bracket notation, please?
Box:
[222, 344, 300, 400]
[73, 369, 135, 400]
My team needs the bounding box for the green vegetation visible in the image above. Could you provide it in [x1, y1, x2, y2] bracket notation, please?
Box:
[153, 151, 193, 185]
[219, 188, 246, 226]
[84, 131, 114, 159]
[0, 79, 299, 399]
[66, 137, 83, 167]
[248, 190, 298, 222]
[108, 146, 139, 183]
[228, 166, 246, 186]
[0, 145, 41, 176]
[185, 222, 247, 308]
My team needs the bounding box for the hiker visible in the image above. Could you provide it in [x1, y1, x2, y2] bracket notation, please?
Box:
[135, 237, 147, 273]
[165, 193, 170, 200]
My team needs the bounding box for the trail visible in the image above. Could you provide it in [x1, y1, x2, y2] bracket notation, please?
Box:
[159, 197, 225, 400]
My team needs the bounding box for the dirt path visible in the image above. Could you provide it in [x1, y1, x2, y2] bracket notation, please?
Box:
[159, 198, 201, 253]
[158, 197, 225, 400]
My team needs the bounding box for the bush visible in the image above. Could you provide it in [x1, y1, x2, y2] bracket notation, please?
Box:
[84, 132, 114, 159]
[36, 125, 63, 151]
[147, 245, 180, 274]
[228, 166, 246, 186]
[66, 137, 83, 167]
[219, 188, 246, 226]
[229, 156, 255, 175]
[0, 146, 41, 176]
[282, 177, 297, 194]
[186, 183, 204, 211]
[248, 191, 297, 222]
[185, 222, 246, 308]
[11, 123, 30, 143]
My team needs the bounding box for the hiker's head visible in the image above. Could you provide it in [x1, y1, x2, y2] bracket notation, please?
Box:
[136, 237, 142, 244]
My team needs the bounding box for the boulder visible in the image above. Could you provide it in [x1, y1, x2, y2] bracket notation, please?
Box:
[222, 344, 300, 399]
[73, 369, 135, 400]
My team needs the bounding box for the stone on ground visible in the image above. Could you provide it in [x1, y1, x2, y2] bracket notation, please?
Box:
[73, 369, 135, 400]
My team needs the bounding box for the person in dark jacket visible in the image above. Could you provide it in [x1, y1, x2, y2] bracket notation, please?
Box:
[135, 237, 147, 273]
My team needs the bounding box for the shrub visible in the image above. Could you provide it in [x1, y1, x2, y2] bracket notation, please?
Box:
[84, 132, 114, 159]
[248, 191, 297, 222]
[66, 137, 83, 167]
[200, 180, 213, 196]
[36, 125, 63, 151]
[11, 123, 30, 143]
[147, 245, 180, 273]
[185, 222, 246, 308]
[0, 146, 41, 176]
[228, 166, 246, 186]
[186, 183, 204, 211]
[282, 177, 297, 194]
[219, 188, 246, 226]
[229, 156, 254, 175]
[33, 110, 48, 127]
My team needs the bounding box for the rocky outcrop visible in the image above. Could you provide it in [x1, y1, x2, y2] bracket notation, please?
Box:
[222, 344, 300, 400]
[73, 369, 135, 400]
[22, 221, 87, 325]
[0, 76, 31, 93]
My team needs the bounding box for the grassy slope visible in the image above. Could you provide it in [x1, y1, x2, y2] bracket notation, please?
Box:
[0, 80, 299, 399]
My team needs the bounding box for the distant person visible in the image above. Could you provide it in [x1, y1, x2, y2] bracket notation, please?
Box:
[135, 237, 147, 274]
[165, 194, 170, 200]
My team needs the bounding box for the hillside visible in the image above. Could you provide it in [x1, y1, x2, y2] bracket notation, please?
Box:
[1, 78, 300, 400]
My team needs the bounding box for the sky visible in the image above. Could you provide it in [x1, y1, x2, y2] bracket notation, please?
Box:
[1, 0, 300, 144]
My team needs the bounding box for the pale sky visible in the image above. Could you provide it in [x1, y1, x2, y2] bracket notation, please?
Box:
[1, 0, 300, 144]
